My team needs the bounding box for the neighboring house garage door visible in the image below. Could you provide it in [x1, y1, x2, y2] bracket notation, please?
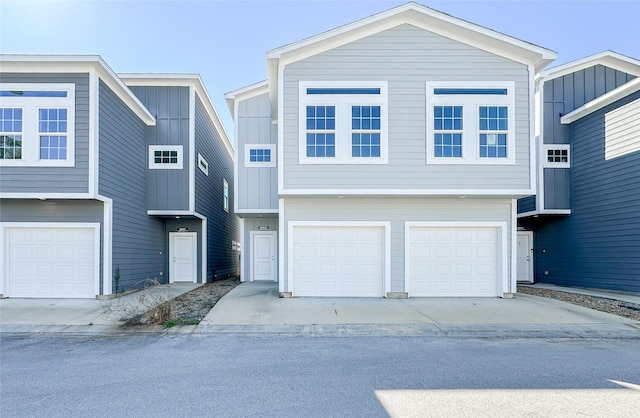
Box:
[292, 225, 385, 297]
[4, 225, 99, 298]
[407, 225, 501, 297]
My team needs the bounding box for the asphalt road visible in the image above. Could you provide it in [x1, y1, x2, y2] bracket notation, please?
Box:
[1, 334, 639, 417]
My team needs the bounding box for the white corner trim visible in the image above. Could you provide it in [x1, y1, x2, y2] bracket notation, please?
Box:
[561, 78, 640, 124]
[510, 199, 517, 295]
[96, 195, 113, 296]
[189, 86, 196, 213]
[278, 198, 285, 293]
[239, 219, 245, 282]
[194, 212, 207, 283]
[89, 70, 100, 197]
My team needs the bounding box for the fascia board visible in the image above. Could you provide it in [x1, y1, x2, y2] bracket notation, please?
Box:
[224, 80, 270, 118]
[0, 55, 156, 125]
[539, 51, 640, 81]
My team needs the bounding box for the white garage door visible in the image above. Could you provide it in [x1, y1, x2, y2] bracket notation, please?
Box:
[5, 226, 98, 298]
[408, 226, 500, 297]
[292, 226, 384, 297]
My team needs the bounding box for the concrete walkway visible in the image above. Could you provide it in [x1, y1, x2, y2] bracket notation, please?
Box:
[0, 282, 202, 334]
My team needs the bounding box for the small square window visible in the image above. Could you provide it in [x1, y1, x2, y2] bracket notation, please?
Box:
[245, 144, 276, 167]
[543, 146, 570, 168]
[149, 145, 183, 169]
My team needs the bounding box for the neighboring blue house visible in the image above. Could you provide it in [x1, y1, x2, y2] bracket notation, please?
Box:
[0, 55, 239, 298]
[517, 51, 640, 292]
[226, 2, 556, 297]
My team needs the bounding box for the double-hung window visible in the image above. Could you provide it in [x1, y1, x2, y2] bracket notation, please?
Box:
[0, 84, 75, 166]
[299, 82, 388, 164]
[426, 82, 515, 164]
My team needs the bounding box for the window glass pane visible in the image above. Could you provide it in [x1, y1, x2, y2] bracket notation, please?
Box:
[307, 88, 380, 95]
[434, 88, 507, 95]
[479, 107, 508, 158]
[0, 90, 67, 97]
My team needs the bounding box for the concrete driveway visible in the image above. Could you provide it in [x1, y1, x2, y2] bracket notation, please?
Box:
[198, 282, 640, 337]
[2, 281, 639, 337]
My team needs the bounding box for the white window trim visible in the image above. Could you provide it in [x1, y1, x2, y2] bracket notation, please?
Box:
[426, 81, 516, 165]
[223, 178, 229, 212]
[542, 144, 571, 168]
[149, 145, 183, 169]
[245, 143, 276, 167]
[197, 153, 209, 175]
[298, 81, 388, 165]
[0, 83, 75, 167]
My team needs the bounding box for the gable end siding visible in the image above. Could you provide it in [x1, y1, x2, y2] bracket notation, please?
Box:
[129, 86, 190, 211]
[194, 95, 240, 279]
[98, 80, 165, 290]
[282, 24, 531, 191]
[0, 73, 90, 193]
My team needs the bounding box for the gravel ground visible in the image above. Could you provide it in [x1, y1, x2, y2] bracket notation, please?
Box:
[518, 285, 640, 321]
[170, 277, 240, 324]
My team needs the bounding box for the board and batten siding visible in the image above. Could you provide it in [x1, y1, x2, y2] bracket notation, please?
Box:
[0, 199, 105, 291]
[283, 196, 513, 293]
[541, 65, 635, 210]
[281, 24, 531, 191]
[129, 86, 191, 211]
[236, 92, 278, 210]
[98, 80, 166, 291]
[194, 95, 240, 279]
[535, 90, 640, 292]
[0, 73, 90, 193]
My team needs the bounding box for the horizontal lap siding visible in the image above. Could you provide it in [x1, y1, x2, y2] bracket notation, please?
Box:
[0, 73, 90, 193]
[535, 90, 640, 292]
[237, 93, 278, 211]
[282, 24, 531, 191]
[99, 81, 165, 291]
[194, 96, 240, 279]
[517, 195, 536, 213]
[283, 196, 512, 292]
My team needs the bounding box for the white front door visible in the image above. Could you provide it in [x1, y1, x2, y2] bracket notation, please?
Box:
[170, 232, 197, 283]
[516, 232, 533, 283]
[252, 232, 276, 281]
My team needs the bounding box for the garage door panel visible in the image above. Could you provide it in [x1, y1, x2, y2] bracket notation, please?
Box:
[6, 226, 97, 298]
[292, 226, 384, 297]
[409, 226, 500, 297]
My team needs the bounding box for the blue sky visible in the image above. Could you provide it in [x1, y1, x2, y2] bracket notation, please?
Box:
[1, 0, 639, 137]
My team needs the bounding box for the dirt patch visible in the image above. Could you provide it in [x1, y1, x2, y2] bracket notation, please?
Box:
[123, 278, 240, 327]
[518, 285, 640, 321]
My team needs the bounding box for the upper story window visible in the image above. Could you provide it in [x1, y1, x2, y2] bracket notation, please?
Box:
[245, 144, 276, 167]
[223, 179, 229, 212]
[426, 82, 515, 165]
[542, 144, 570, 168]
[149, 145, 183, 169]
[198, 153, 209, 175]
[0, 84, 75, 167]
[299, 82, 388, 164]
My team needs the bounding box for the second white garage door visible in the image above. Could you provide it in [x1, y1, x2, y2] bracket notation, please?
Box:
[407, 225, 501, 297]
[292, 226, 384, 297]
[4, 225, 99, 298]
